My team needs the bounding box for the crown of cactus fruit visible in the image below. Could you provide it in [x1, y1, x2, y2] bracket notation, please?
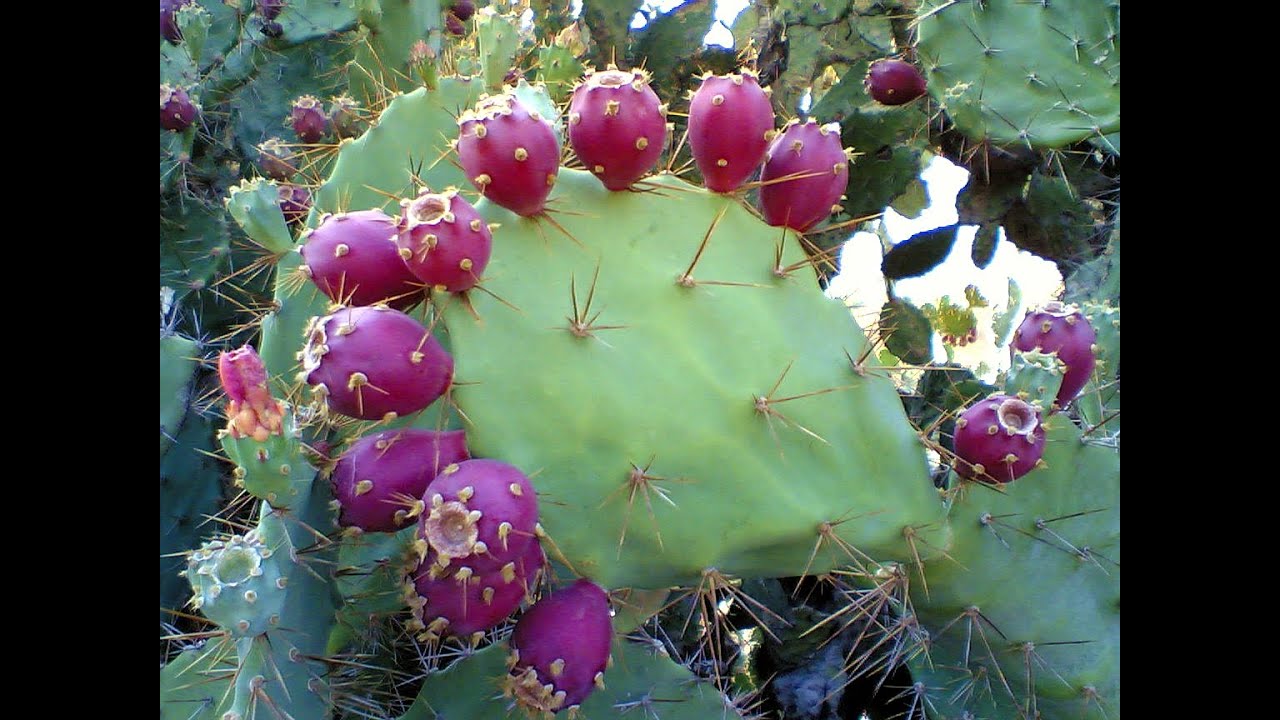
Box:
[758, 118, 850, 232]
[1012, 301, 1097, 411]
[183, 530, 287, 638]
[299, 305, 454, 421]
[299, 209, 424, 310]
[864, 58, 928, 105]
[290, 95, 330, 144]
[395, 188, 493, 293]
[504, 579, 613, 717]
[686, 71, 776, 193]
[567, 67, 669, 191]
[331, 429, 471, 533]
[456, 91, 561, 216]
[416, 459, 540, 577]
[160, 84, 199, 132]
[953, 393, 1047, 483]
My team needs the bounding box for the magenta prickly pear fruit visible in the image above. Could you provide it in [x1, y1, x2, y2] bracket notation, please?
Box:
[256, 137, 298, 180]
[299, 209, 423, 310]
[418, 459, 539, 577]
[864, 59, 927, 106]
[328, 95, 362, 140]
[567, 67, 669, 191]
[455, 92, 561, 217]
[687, 71, 776, 193]
[395, 188, 493, 293]
[1012, 301, 1097, 411]
[448, 0, 476, 21]
[953, 394, 1046, 484]
[278, 183, 311, 226]
[257, 0, 286, 21]
[505, 579, 613, 716]
[332, 429, 470, 532]
[160, 0, 193, 44]
[300, 305, 454, 421]
[290, 95, 330, 144]
[444, 12, 465, 36]
[758, 118, 849, 232]
[406, 540, 544, 645]
[160, 84, 199, 132]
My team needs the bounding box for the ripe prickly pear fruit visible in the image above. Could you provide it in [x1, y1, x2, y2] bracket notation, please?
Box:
[160, 84, 199, 132]
[256, 137, 299, 180]
[448, 0, 476, 22]
[758, 118, 849, 232]
[687, 71, 776, 193]
[953, 394, 1046, 484]
[300, 305, 454, 421]
[331, 429, 470, 532]
[299, 209, 423, 310]
[328, 95, 362, 140]
[395, 188, 493, 293]
[257, 0, 286, 21]
[864, 59, 927, 106]
[418, 459, 539, 577]
[406, 540, 544, 645]
[277, 183, 311, 226]
[160, 0, 193, 44]
[445, 12, 465, 36]
[1012, 301, 1097, 411]
[567, 67, 668, 191]
[290, 95, 330, 144]
[505, 579, 613, 716]
[456, 92, 561, 217]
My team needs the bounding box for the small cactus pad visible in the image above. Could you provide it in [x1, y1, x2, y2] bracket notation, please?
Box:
[567, 67, 668, 191]
[300, 209, 423, 310]
[332, 429, 470, 532]
[687, 71, 776, 193]
[953, 394, 1046, 483]
[759, 119, 849, 232]
[505, 579, 614, 715]
[1012, 301, 1097, 410]
[300, 305, 454, 421]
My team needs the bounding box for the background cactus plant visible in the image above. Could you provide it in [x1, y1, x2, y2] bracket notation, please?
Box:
[161, 2, 1119, 718]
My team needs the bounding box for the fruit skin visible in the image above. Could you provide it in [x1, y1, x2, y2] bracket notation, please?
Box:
[299, 209, 423, 309]
[395, 188, 493, 293]
[505, 579, 613, 715]
[417, 459, 540, 577]
[952, 394, 1046, 483]
[567, 68, 668, 191]
[406, 539, 544, 644]
[448, 0, 476, 22]
[331, 429, 471, 532]
[291, 95, 330, 144]
[864, 59, 928, 105]
[300, 305, 454, 421]
[1011, 301, 1097, 410]
[686, 71, 776, 193]
[257, 0, 286, 22]
[758, 118, 849, 232]
[160, 0, 193, 44]
[160, 84, 199, 132]
[456, 92, 561, 216]
[277, 183, 311, 226]
[256, 137, 298, 181]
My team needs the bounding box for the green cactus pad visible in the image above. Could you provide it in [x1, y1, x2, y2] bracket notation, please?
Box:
[475, 8, 522, 91]
[1004, 350, 1065, 410]
[226, 179, 295, 255]
[160, 332, 200, 456]
[439, 169, 946, 589]
[159, 641, 233, 720]
[916, 0, 1120, 149]
[908, 419, 1120, 719]
[221, 407, 306, 506]
[398, 635, 744, 719]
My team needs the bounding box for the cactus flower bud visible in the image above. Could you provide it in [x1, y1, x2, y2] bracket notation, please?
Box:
[219, 346, 284, 442]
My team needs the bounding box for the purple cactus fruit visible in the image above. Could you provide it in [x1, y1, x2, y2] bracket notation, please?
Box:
[953, 394, 1046, 484]
[864, 59, 927, 106]
[567, 68, 668, 191]
[395, 188, 493, 293]
[758, 118, 849, 232]
[328, 95, 362, 140]
[256, 137, 298, 180]
[160, 0, 194, 44]
[299, 209, 423, 310]
[160, 84, 199, 132]
[290, 95, 330, 144]
[418, 459, 539, 577]
[300, 305, 454, 421]
[687, 71, 776, 193]
[278, 183, 311, 226]
[444, 12, 465, 36]
[332, 429, 470, 532]
[505, 579, 613, 716]
[256, 0, 286, 21]
[448, 0, 476, 22]
[455, 92, 561, 217]
[1012, 301, 1097, 411]
[407, 540, 544, 644]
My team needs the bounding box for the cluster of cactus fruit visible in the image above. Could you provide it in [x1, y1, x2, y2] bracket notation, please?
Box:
[162, 2, 1118, 719]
